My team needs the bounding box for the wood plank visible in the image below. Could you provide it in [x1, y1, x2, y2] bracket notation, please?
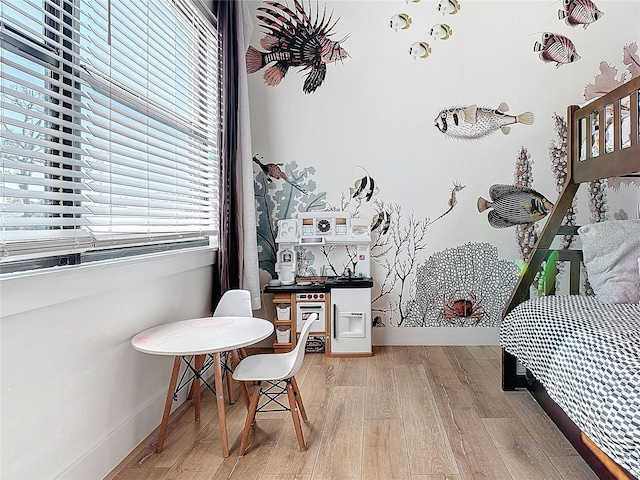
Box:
[363, 418, 410, 480]
[392, 345, 426, 364]
[443, 347, 516, 419]
[425, 347, 512, 479]
[467, 345, 500, 361]
[177, 408, 272, 478]
[126, 391, 219, 469]
[263, 386, 330, 476]
[410, 476, 462, 480]
[396, 363, 458, 475]
[108, 466, 171, 480]
[507, 391, 578, 458]
[311, 386, 365, 480]
[483, 417, 564, 479]
[334, 356, 369, 386]
[548, 455, 599, 480]
[261, 476, 312, 480]
[366, 346, 401, 419]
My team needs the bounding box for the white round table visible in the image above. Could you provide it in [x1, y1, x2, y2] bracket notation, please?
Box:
[131, 316, 274, 457]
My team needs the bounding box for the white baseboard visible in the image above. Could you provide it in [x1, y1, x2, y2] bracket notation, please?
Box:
[372, 326, 500, 346]
[57, 387, 190, 480]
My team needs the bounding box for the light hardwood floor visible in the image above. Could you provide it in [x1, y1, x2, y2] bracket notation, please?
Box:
[105, 346, 597, 480]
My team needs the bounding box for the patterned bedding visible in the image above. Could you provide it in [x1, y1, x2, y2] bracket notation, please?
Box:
[500, 295, 640, 478]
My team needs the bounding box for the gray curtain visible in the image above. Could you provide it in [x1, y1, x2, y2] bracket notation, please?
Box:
[215, 0, 261, 309]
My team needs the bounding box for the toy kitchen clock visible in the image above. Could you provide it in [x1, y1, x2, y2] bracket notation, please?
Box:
[274, 211, 371, 284]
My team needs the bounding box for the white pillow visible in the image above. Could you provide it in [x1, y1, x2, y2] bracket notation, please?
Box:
[578, 220, 640, 303]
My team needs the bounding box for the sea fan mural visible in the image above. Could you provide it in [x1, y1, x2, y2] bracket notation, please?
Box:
[405, 242, 519, 327]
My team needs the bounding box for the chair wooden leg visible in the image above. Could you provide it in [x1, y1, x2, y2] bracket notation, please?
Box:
[239, 381, 261, 456]
[193, 354, 204, 421]
[231, 350, 250, 407]
[285, 380, 307, 452]
[224, 352, 234, 404]
[290, 376, 308, 422]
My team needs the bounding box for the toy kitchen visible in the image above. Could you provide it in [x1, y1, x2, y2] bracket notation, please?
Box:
[264, 211, 373, 357]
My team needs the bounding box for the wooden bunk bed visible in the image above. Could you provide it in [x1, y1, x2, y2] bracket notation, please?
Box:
[501, 74, 640, 480]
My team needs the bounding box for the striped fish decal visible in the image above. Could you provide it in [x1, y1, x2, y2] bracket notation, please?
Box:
[477, 184, 554, 228]
[534, 33, 580, 68]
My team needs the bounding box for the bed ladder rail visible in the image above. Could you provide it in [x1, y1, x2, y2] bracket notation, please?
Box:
[502, 181, 583, 318]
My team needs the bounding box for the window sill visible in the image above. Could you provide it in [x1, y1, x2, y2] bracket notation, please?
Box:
[0, 247, 216, 317]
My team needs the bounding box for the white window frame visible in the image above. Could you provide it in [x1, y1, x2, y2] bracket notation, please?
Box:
[1, 0, 219, 273]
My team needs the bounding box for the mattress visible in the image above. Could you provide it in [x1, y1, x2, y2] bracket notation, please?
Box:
[500, 295, 640, 478]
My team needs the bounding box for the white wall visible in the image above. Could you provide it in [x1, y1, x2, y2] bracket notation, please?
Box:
[0, 248, 215, 479]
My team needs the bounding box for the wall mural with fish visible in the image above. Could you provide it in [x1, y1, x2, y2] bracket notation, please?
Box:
[246, 0, 350, 94]
[434, 104, 535, 140]
[388, 0, 459, 60]
[246, 0, 640, 342]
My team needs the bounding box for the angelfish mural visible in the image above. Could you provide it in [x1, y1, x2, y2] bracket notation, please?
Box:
[477, 184, 554, 228]
[246, 0, 350, 94]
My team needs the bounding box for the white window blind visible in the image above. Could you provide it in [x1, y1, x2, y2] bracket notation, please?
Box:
[1, 0, 219, 263]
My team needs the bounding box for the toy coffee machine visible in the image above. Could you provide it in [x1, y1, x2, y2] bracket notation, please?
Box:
[275, 211, 371, 285]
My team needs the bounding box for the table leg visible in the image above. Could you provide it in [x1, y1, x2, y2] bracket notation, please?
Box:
[213, 352, 229, 457]
[156, 356, 182, 453]
[193, 354, 204, 421]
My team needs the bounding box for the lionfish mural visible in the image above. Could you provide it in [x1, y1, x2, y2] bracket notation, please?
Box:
[247, 0, 350, 94]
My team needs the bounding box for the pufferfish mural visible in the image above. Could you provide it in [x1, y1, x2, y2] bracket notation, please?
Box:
[246, 0, 349, 94]
[434, 102, 534, 139]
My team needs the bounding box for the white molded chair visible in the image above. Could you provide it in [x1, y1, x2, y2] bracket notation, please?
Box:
[232, 312, 317, 455]
[213, 289, 252, 317]
[190, 289, 253, 404]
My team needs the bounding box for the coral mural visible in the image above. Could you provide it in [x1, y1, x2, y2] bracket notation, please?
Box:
[254, 157, 326, 277]
[514, 146, 538, 263]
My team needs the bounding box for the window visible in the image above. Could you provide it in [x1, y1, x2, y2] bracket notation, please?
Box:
[1, 0, 219, 271]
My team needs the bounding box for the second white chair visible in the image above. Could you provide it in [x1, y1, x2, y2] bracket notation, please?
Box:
[232, 312, 317, 455]
[188, 289, 253, 404]
[213, 289, 252, 317]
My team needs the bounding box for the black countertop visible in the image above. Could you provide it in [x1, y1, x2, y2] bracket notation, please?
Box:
[264, 277, 373, 293]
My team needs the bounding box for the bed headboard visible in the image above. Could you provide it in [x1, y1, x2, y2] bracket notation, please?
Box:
[503, 75, 640, 317]
[569, 74, 640, 183]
